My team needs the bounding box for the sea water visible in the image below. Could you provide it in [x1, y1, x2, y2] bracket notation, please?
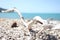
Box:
[0, 12, 60, 20]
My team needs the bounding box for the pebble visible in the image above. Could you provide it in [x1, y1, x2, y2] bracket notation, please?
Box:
[0, 18, 60, 40]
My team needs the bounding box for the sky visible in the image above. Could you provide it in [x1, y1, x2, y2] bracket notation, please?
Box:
[0, 0, 60, 13]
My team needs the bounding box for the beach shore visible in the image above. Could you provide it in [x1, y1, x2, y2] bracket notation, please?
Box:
[0, 18, 60, 40]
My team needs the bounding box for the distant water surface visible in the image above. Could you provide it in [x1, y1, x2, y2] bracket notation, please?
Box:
[0, 12, 60, 20]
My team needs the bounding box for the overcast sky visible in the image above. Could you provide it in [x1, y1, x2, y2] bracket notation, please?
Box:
[0, 0, 60, 13]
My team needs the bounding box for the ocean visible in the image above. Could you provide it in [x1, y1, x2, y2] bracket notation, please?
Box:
[0, 12, 60, 20]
